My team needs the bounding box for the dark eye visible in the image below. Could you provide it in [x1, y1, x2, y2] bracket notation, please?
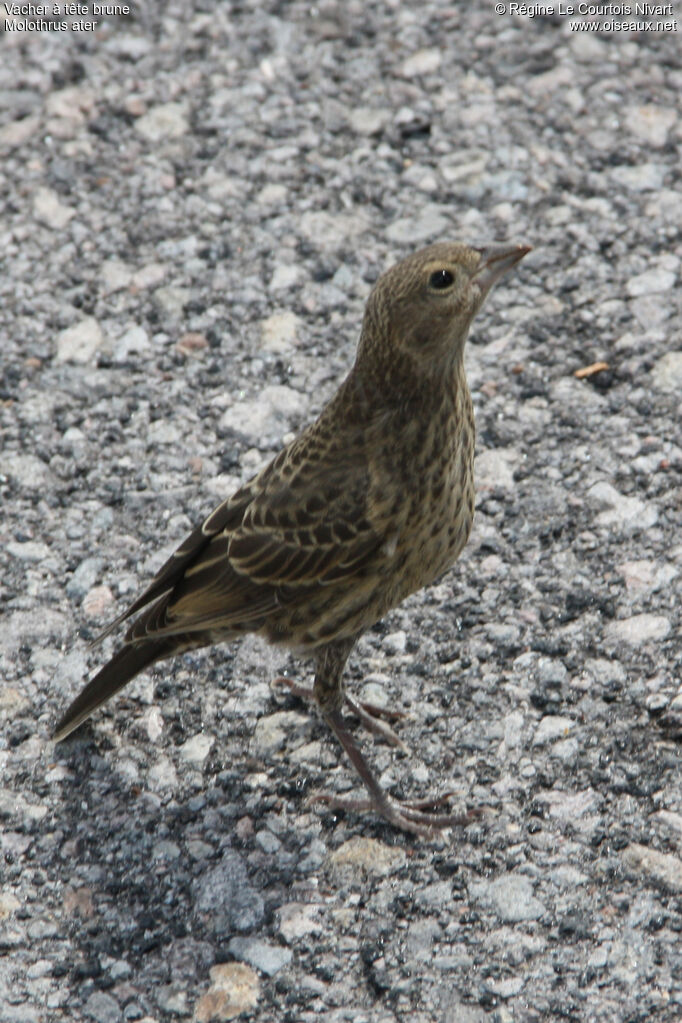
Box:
[429, 269, 454, 290]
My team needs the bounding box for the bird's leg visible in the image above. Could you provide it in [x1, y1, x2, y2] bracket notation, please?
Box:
[316, 706, 475, 837]
[307, 641, 474, 837]
[272, 674, 408, 751]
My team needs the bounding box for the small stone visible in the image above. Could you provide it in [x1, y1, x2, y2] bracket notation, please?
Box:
[618, 559, 677, 593]
[33, 187, 75, 229]
[148, 757, 178, 791]
[84, 990, 122, 1023]
[193, 963, 260, 1022]
[489, 976, 524, 999]
[66, 557, 104, 600]
[135, 102, 188, 141]
[625, 104, 676, 148]
[626, 268, 677, 298]
[255, 829, 281, 854]
[475, 447, 519, 492]
[114, 326, 151, 362]
[101, 259, 132, 294]
[469, 873, 545, 923]
[401, 49, 442, 77]
[0, 115, 40, 148]
[6, 540, 51, 562]
[154, 285, 191, 320]
[532, 716, 575, 746]
[219, 385, 306, 442]
[132, 263, 167, 290]
[252, 711, 310, 754]
[227, 937, 292, 977]
[537, 788, 598, 821]
[651, 352, 682, 393]
[605, 614, 671, 645]
[180, 732, 214, 765]
[194, 852, 265, 933]
[347, 107, 391, 136]
[622, 843, 682, 892]
[277, 903, 323, 943]
[176, 332, 209, 356]
[327, 837, 407, 878]
[270, 264, 301, 290]
[5, 454, 53, 491]
[56, 317, 105, 364]
[611, 163, 666, 191]
[261, 311, 301, 353]
[586, 481, 658, 533]
[386, 204, 450, 244]
[157, 986, 187, 1015]
[654, 810, 682, 841]
[383, 630, 407, 655]
[82, 585, 115, 618]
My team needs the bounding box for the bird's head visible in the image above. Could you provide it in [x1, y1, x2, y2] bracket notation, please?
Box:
[357, 241, 530, 386]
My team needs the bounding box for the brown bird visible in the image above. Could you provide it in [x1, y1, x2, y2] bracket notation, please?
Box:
[54, 241, 530, 835]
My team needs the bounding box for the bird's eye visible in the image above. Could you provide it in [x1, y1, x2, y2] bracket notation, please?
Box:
[428, 269, 454, 290]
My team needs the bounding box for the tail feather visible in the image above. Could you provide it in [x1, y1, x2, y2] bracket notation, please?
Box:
[53, 640, 173, 742]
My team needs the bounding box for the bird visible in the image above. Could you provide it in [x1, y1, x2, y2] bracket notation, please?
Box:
[54, 240, 530, 836]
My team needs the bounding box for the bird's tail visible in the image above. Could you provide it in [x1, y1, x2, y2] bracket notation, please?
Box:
[53, 639, 176, 742]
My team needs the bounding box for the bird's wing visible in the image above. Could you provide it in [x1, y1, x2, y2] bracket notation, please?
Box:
[123, 428, 393, 641]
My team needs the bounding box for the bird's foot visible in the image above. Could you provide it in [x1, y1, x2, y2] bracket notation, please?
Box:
[271, 676, 408, 752]
[309, 789, 478, 837]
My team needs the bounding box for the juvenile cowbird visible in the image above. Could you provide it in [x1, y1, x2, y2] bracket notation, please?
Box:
[55, 241, 530, 835]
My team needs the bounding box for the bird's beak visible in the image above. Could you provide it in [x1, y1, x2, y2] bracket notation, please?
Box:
[472, 244, 531, 295]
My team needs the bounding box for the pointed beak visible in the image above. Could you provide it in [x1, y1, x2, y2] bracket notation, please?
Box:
[472, 244, 531, 294]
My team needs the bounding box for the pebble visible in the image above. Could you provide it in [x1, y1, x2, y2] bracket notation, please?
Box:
[260, 311, 301, 353]
[651, 352, 682, 393]
[625, 104, 676, 148]
[605, 614, 671, 645]
[626, 267, 678, 298]
[252, 710, 311, 754]
[277, 902, 323, 943]
[179, 732, 214, 766]
[0, 114, 39, 148]
[400, 49, 442, 77]
[219, 385, 306, 442]
[227, 937, 292, 977]
[147, 757, 178, 791]
[532, 716, 575, 746]
[5, 453, 53, 491]
[618, 559, 677, 593]
[386, 204, 451, 243]
[383, 630, 407, 655]
[134, 102, 188, 141]
[469, 873, 545, 923]
[193, 963, 260, 1022]
[347, 107, 391, 136]
[536, 788, 597, 821]
[327, 837, 407, 879]
[83, 991, 122, 1023]
[6, 540, 51, 562]
[475, 447, 519, 492]
[586, 481, 658, 534]
[193, 852, 264, 933]
[82, 585, 114, 617]
[101, 258, 132, 294]
[114, 326, 151, 362]
[33, 187, 75, 230]
[622, 843, 682, 892]
[56, 318, 105, 364]
[611, 163, 666, 191]
[269, 264, 301, 290]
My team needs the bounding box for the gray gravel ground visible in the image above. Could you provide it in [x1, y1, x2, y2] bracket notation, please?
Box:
[1, 3, 682, 1021]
